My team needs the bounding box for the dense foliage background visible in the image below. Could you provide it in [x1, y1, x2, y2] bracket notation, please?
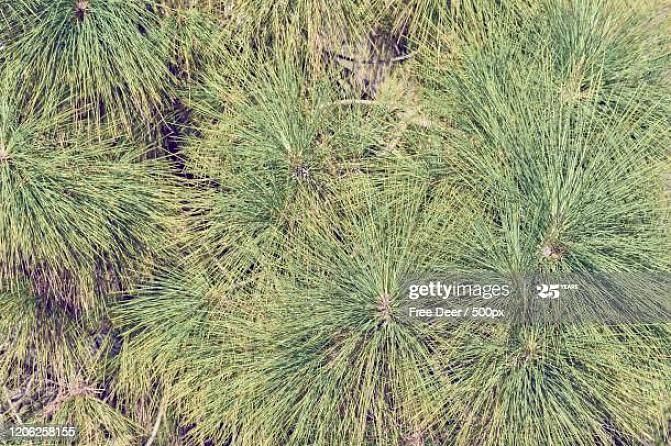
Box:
[0, 0, 670, 445]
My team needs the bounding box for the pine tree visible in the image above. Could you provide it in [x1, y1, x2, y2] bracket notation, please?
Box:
[0, 1, 669, 445]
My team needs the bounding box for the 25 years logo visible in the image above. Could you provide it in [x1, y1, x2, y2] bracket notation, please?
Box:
[536, 283, 579, 299]
[537, 284, 560, 299]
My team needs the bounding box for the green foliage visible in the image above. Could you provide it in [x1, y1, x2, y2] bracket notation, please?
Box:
[49, 392, 140, 446]
[1, 0, 172, 134]
[0, 100, 177, 316]
[412, 2, 671, 444]
[427, 325, 670, 446]
[224, 0, 367, 68]
[1, 0, 670, 445]
[112, 265, 237, 445]
[182, 49, 416, 284]
[0, 90, 177, 443]
[423, 0, 671, 273]
[530, 0, 671, 118]
[159, 5, 221, 83]
[201, 180, 448, 446]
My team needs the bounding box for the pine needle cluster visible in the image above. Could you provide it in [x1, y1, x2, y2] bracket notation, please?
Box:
[0, 0, 670, 445]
